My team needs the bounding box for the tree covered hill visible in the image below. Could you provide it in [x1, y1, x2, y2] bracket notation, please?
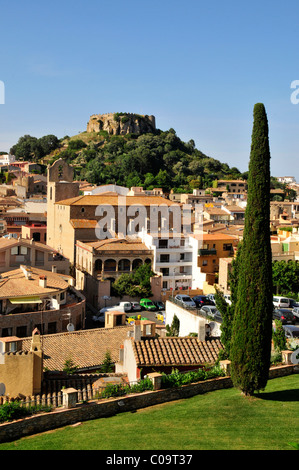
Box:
[9, 124, 247, 193]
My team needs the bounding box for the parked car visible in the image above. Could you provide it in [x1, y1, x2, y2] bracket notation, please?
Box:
[283, 325, 299, 339]
[224, 294, 231, 305]
[199, 305, 221, 319]
[273, 308, 296, 325]
[140, 298, 156, 310]
[206, 294, 216, 303]
[100, 302, 131, 314]
[293, 307, 299, 319]
[273, 296, 293, 308]
[130, 301, 142, 311]
[92, 313, 105, 323]
[154, 301, 165, 310]
[192, 295, 214, 307]
[175, 294, 196, 308]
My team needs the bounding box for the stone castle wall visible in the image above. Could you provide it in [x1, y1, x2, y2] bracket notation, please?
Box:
[87, 112, 156, 135]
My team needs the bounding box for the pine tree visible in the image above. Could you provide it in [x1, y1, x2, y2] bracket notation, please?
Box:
[230, 103, 273, 396]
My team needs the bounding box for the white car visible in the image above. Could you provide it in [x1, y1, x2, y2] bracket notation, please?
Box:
[273, 296, 291, 308]
[175, 294, 196, 308]
[224, 294, 232, 305]
[100, 302, 132, 314]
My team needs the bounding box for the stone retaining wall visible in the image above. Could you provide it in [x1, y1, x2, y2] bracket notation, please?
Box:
[0, 364, 297, 444]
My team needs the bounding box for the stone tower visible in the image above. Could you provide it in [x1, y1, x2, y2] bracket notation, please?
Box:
[46, 158, 79, 250]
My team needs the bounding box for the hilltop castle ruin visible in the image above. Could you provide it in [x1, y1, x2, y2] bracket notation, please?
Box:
[87, 112, 156, 136]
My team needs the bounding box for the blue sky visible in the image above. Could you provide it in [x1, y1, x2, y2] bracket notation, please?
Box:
[0, 0, 298, 179]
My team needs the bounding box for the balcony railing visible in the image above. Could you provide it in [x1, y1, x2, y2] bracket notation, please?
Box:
[198, 249, 217, 256]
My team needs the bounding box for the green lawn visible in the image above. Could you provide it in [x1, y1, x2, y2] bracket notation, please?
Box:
[0, 374, 298, 450]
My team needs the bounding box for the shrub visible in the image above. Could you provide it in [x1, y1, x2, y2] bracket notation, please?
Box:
[161, 365, 225, 389]
[0, 402, 52, 423]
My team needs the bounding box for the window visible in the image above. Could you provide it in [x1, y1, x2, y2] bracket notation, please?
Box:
[16, 326, 27, 337]
[9, 342, 17, 352]
[48, 322, 57, 334]
[158, 239, 168, 248]
[35, 250, 44, 266]
[1, 327, 12, 337]
[223, 244, 233, 251]
[160, 254, 169, 263]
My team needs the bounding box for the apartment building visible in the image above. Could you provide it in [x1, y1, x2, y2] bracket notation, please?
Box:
[189, 232, 239, 288]
[140, 230, 194, 290]
[216, 179, 248, 193]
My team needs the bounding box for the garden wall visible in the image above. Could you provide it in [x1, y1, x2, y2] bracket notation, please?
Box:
[0, 364, 298, 443]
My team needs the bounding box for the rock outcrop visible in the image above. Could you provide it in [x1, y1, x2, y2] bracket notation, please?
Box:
[87, 112, 156, 135]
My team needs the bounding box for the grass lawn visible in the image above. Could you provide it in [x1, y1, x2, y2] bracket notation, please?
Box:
[0, 374, 298, 451]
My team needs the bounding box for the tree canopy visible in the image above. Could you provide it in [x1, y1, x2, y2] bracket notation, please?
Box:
[10, 126, 245, 192]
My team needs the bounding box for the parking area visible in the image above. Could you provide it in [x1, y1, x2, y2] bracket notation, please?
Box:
[85, 303, 166, 329]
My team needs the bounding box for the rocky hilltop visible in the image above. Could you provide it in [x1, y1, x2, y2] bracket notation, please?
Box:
[87, 112, 156, 135]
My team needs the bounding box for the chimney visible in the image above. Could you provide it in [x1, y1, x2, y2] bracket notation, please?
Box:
[39, 275, 47, 288]
[20, 265, 32, 280]
[133, 320, 142, 341]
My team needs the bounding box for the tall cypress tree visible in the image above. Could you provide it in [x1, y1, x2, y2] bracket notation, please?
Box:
[230, 103, 273, 396]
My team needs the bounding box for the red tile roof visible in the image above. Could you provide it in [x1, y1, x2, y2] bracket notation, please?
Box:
[132, 337, 222, 367]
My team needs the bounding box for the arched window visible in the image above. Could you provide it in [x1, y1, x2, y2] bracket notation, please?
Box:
[95, 259, 102, 272]
[104, 259, 116, 272]
[132, 258, 142, 270]
[118, 259, 130, 272]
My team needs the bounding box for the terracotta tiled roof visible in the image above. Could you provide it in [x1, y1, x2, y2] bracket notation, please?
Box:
[132, 337, 223, 367]
[56, 195, 176, 206]
[0, 238, 54, 252]
[80, 238, 151, 252]
[21, 326, 132, 371]
[191, 233, 238, 241]
[0, 267, 71, 299]
[70, 219, 98, 228]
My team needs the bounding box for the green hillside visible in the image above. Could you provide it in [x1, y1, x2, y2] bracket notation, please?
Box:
[10, 125, 246, 192]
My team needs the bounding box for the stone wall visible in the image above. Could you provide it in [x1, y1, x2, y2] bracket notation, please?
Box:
[87, 113, 156, 135]
[0, 364, 297, 444]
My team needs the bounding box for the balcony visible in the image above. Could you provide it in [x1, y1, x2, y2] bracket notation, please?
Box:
[198, 248, 217, 256]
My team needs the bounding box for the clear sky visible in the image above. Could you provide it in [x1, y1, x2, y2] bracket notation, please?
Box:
[0, 0, 298, 180]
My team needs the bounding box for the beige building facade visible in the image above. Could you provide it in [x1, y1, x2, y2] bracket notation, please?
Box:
[46, 159, 181, 265]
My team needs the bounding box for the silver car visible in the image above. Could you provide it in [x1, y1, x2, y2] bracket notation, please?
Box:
[292, 307, 299, 320]
[175, 295, 196, 308]
[200, 305, 221, 320]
